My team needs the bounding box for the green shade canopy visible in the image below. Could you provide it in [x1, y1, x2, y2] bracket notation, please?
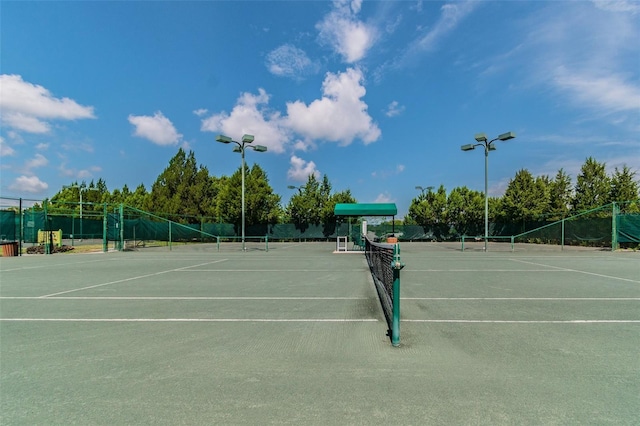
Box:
[334, 203, 398, 217]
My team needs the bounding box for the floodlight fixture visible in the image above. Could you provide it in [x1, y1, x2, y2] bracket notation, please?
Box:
[242, 134, 254, 144]
[474, 133, 488, 143]
[252, 145, 267, 152]
[498, 131, 516, 141]
[216, 135, 232, 144]
[415, 185, 434, 195]
[461, 144, 476, 151]
[232, 146, 242, 153]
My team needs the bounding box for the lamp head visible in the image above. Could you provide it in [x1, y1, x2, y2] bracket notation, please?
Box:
[242, 134, 254, 144]
[252, 145, 267, 152]
[216, 135, 232, 144]
[232, 146, 242, 153]
[461, 144, 476, 151]
[474, 133, 488, 143]
[498, 131, 516, 141]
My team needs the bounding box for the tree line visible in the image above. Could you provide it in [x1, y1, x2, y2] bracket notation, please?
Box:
[51, 148, 355, 228]
[405, 157, 639, 238]
[51, 150, 638, 233]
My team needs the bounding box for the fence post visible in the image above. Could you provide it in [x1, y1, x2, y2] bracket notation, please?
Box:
[103, 203, 108, 252]
[611, 202, 618, 251]
[119, 204, 124, 251]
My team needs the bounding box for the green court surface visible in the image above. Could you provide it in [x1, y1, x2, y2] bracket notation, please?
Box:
[1, 242, 638, 425]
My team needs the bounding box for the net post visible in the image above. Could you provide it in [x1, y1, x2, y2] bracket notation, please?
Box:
[391, 243, 404, 347]
[217, 236, 220, 252]
[510, 236, 514, 252]
[461, 235, 465, 252]
[265, 235, 269, 252]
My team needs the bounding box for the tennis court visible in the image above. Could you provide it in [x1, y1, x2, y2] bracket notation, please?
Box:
[1, 242, 638, 424]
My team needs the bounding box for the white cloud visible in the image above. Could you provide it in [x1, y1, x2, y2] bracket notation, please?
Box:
[286, 68, 381, 145]
[24, 153, 48, 172]
[200, 69, 379, 152]
[0, 137, 15, 157]
[371, 164, 405, 179]
[8, 175, 48, 194]
[36, 143, 49, 151]
[593, 0, 640, 14]
[287, 155, 320, 182]
[385, 101, 405, 117]
[503, 2, 640, 124]
[0, 74, 95, 134]
[266, 44, 318, 79]
[373, 0, 477, 78]
[193, 108, 208, 117]
[374, 192, 393, 203]
[128, 111, 182, 146]
[316, 0, 376, 63]
[553, 67, 640, 114]
[201, 89, 289, 154]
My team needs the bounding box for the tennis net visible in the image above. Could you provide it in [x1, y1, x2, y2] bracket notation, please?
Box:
[364, 236, 403, 346]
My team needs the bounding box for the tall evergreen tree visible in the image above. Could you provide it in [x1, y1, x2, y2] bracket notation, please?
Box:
[217, 164, 281, 227]
[573, 157, 610, 212]
[446, 186, 484, 236]
[502, 169, 549, 230]
[610, 165, 639, 212]
[548, 169, 573, 220]
[147, 148, 215, 222]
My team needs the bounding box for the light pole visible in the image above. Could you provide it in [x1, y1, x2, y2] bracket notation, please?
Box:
[216, 134, 267, 251]
[63, 183, 86, 240]
[461, 131, 516, 251]
[415, 185, 434, 196]
[287, 185, 303, 193]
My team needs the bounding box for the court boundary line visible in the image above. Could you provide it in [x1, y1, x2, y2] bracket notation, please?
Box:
[0, 318, 378, 322]
[403, 297, 640, 301]
[403, 320, 640, 323]
[1, 296, 370, 300]
[406, 269, 571, 272]
[39, 259, 229, 298]
[1, 318, 637, 324]
[0, 258, 118, 273]
[509, 259, 640, 283]
[1, 297, 637, 301]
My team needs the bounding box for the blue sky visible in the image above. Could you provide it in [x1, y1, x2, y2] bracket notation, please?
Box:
[1, 0, 639, 216]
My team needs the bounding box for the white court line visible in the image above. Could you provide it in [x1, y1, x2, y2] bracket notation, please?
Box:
[0, 258, 117, 273]
[0, 318, 637, 324]
[405, 269, 568, 272]
[510, 258, 640, 284]
[404, 320, 640, 323]
[0, 318, 378, 322]
[402, 297, 640, 301]
[0, 296, 368, 300]
[39, 259, 228, 298]
[2, 297, 636, 301]
[176, 269, 364, 272]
